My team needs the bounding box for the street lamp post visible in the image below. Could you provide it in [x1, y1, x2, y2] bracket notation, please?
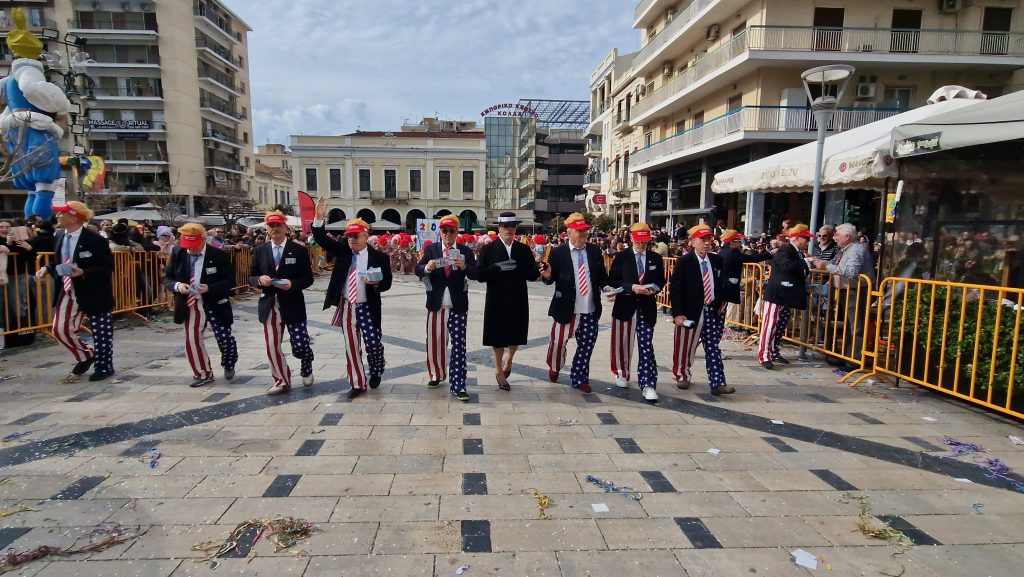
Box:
[801, 64, 854, 234]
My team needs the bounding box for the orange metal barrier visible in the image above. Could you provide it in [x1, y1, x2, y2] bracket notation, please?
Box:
[781, 271, 874, 370]
[0, 253, 51, 337]
[224, 248, 254, 293]
[110, 250, 173, 314]
[851, 277, 1024, 420]
[725, 262, 765, 333]
[656, 257, 676, 310]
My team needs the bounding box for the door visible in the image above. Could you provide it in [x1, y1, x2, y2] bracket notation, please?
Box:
[384, 169, 397, 199]
[813, 7, 845, 51]
[890, 9, 921, 53]
[981, 7, 1012, 55]
[881, 86, 914, 111]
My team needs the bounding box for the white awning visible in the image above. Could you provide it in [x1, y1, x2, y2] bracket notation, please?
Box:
[890, 90, 1024, 159]
[711, 98, 983, 194]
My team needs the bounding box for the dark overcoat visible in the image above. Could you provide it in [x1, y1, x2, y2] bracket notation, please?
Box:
[477, 239, 539, 346]
[162, 245, 234, 325]
[763, 242, 809, 310]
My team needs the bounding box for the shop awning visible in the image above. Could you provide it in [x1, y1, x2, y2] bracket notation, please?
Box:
[711, 98, 983, 194]
[890, 90, 1024, 159]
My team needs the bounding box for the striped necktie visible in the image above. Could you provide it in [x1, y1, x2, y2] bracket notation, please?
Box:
[188, 253, 200, 307]
[576, 249, 588, 296]
[273, 244, 282, 270]
[347, 252, 359, 305]
[61, 234, 73, 295]
[444, 246, 452, 277]
[701, 259, 713, 305]
[635, 252, 645, 284]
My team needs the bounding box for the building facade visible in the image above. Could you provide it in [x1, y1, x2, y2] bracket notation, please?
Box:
[589, 0, 1024, 235]
[0, 0, 256, 217]
[290, 122, 487, 232]
[253, 143, 291, 211]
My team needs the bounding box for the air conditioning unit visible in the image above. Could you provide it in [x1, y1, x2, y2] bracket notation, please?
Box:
[939, 0, 963, 13]
[662, 62, 673, 76]
[855, 83, 876, 99]
[140, 2, 154, 11]
[121, 2, 131, 12]
[706, 24, 720, 41]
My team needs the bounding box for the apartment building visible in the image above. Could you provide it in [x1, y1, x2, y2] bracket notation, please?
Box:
[0, 0, 256, 217]
[589, 0, 1024, 235]
[290, 120, 486, 232]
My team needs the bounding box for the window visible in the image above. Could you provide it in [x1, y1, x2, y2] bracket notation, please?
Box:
[243, 131, 249, 144]
[691, 111, 704, 127]
[727, 94, 742, 112]
[410, 169, 422, 193]
[645, 132, 653, 147]
[384, 169, 396, 199]
[462, 170, 474, 194]
[304, 167, 317, 191]
[439, 170, 451, 194]
[329, 168, 341, 196]
[359, 169, 371, 192]
[674, 120, 685, 135]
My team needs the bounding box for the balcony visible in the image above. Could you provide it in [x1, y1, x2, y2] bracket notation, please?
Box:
[206, 159, 245, 174]
[633, 0, 661, 27]
[584, 139, 602, 158]
[535, 144, 549, 159]
[198, 68, 244, 96]
[66, 15, 156, 36]
[199, 97, 245, 122]
[193, 3, 241, 45]
[203, 129, 242, 147]
[634, 0, 741, 74]
[613, 112, 631, 134]
[630, 105, 900, 172]
[583, 171, 602, 191]
[631, 25, 1024, 126]
[370, 190, 411, 204]
[610, 178, 628, 198]
[0, 14, 56, 30]
[195, 36, 242, 70]
[93, 84, 163, 100]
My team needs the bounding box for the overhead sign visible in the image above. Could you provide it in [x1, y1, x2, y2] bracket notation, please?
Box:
[480, 103, 538, 118]
[592, 194, 607, 205]
[89, 119, 151, 130]
[892, 132, 941, 158]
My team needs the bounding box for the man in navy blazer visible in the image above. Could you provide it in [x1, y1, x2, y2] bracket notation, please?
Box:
[415, 214, 478, 401]
[311, 197, 393, 399]
[249, 211, 315, 394]
[669, 224, 734, 395]
[539, 213, 607, 394]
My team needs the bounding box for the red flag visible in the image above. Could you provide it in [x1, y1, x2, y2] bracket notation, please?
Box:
[298, 190, 315, 235]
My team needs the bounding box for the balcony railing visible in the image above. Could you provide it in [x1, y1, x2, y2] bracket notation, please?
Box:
[585, 140, 602, 157]
[199, 97, 244, 120]
[203, 129, 241, 145]
[635, 0, 716, 69]
[207, 159, 243, 172]
[193, 4, 236, 38]
[370, 190, 411, 203]
[198, 68, 244, 93]
[195, 36, 242, 68]
[67, 16, 153, 31]
[1, 15, 57, 30]
[93, 84, 163, 98]
[634, 0, 660, 23]
[584, 171, 602, 186]
[631, 105, 901, 168]
[634, 26, 1024, 123]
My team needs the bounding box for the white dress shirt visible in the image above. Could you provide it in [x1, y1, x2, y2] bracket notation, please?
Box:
[175, 248, 207, 293]
[60, 228, 82, 262]
[342, 248, 369, 303]
[439, 243, 459, 308]
[571, 245, 594, 314]
[500, 239, 515, 259]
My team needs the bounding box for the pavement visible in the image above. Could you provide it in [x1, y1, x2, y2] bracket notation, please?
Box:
[1, 272, 1024, 577]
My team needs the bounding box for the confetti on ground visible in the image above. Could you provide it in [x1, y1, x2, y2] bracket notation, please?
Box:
[310, 429, 326, 434]
[955, 478, 973, 483]
[942, 436, 984, 458]
[192, 517, 318, 562]
[770, 419, 785, 425]
[0, 375, 20, 382]
[144, 448, 161, 469]
[585, 475, 642, 501]
[0, 503, 39, 518]
[557, 419, 578, 426]
[790, 549, 818, 570]
[921, 416, 937, 422]
[707, 448, 721, 455]
[591, 503, 610, 513]
[45, 438, 77, 452]
[0, 524, 148, 573]
[841, 493, 913, 550]
[971, 503, 984, 514]
[523, 488, 550, 519]
[456, 565, 470, 575]
[1009, 436, 1024, 447]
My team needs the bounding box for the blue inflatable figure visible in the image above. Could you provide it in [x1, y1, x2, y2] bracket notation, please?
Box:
[0, 8, 72, 220]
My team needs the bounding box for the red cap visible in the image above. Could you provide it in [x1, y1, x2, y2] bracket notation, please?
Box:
[630, 229, 653, 242]
[180, 234, 204, 250]
[344, 222, 368, 235]
[53, 203, 88, 221]
[690, 228, 714, 240]
[533, 234, 546, 245]
[566, 220, 591, 231]
[265, 213, 287, 225]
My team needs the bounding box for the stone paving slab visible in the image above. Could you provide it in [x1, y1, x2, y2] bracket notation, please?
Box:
[1, 275, 1023, 576]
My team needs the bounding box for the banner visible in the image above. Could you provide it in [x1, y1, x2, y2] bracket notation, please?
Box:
[416, 218, 440, 250]
[297, 190, 315, 235]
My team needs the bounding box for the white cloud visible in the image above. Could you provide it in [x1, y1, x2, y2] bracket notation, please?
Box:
[225, 0, 638, 145]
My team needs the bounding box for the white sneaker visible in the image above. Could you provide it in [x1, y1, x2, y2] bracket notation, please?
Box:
[615, 376, 629, 388]
[302, 374, 314, 387]
[642, 387, 658, 402]
[266, 384, 290, 395]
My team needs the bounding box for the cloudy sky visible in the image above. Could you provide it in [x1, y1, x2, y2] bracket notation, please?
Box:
[226, 0, 639, 146]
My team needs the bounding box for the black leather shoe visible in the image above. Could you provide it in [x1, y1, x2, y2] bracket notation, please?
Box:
[347, 388, 364, 399]
[775, 357, 790, 365]
[369, 376, 381, 389]
[675, 380, 691, 390]
[710, 385, 736, 396]
[223, 367, 235, 381]
[761, 361, 775, 370]
[189, 376, 213, 388]
[427, 380, 439, 389]
[89, 370, 114, 382]
[72, 358, 95, 376]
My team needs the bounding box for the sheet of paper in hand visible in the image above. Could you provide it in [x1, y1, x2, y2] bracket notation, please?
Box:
[363, 267, 384, 282]
[496, 259, 518, 271]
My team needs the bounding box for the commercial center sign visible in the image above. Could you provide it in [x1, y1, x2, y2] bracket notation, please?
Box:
[480, 103, 538, 118]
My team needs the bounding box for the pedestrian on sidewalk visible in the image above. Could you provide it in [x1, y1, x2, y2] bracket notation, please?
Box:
[608, 222, 665, 403]
[540, 213, 607, 394]
[35, 201, 115, 381]
[415, 214, 477, 402]
[311, 197, 392, 399]
[163, 223, 237, 388]
[670, 224, 734, 395]
[477, 212, 540, 391]
[249, 211, 315, 395]
[758, 223, 813, 370]
[718, 228, 770, 323]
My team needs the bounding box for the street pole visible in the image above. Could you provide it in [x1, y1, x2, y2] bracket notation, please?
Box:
[808, 108, 831, 235]
[801, 64, 853, 234]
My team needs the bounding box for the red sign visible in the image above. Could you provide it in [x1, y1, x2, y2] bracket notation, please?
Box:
[297, 190, 315, 235]
[592, 194, 607, 205]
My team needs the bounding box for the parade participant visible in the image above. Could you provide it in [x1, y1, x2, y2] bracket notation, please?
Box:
[539, 213, 606, 393]
[35, 201, 114, 381]
[249, 210, 315, 394]
[669, 224, 733, 395]
[718, 228, 770, 314]
[163, 223, 237, 388]
[312, 198, 392, 399]
[758, 223, 813, 369]
[477, 212, 539, 390]
[608, 222, 665, 402]
[415, 214, 477, 401]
